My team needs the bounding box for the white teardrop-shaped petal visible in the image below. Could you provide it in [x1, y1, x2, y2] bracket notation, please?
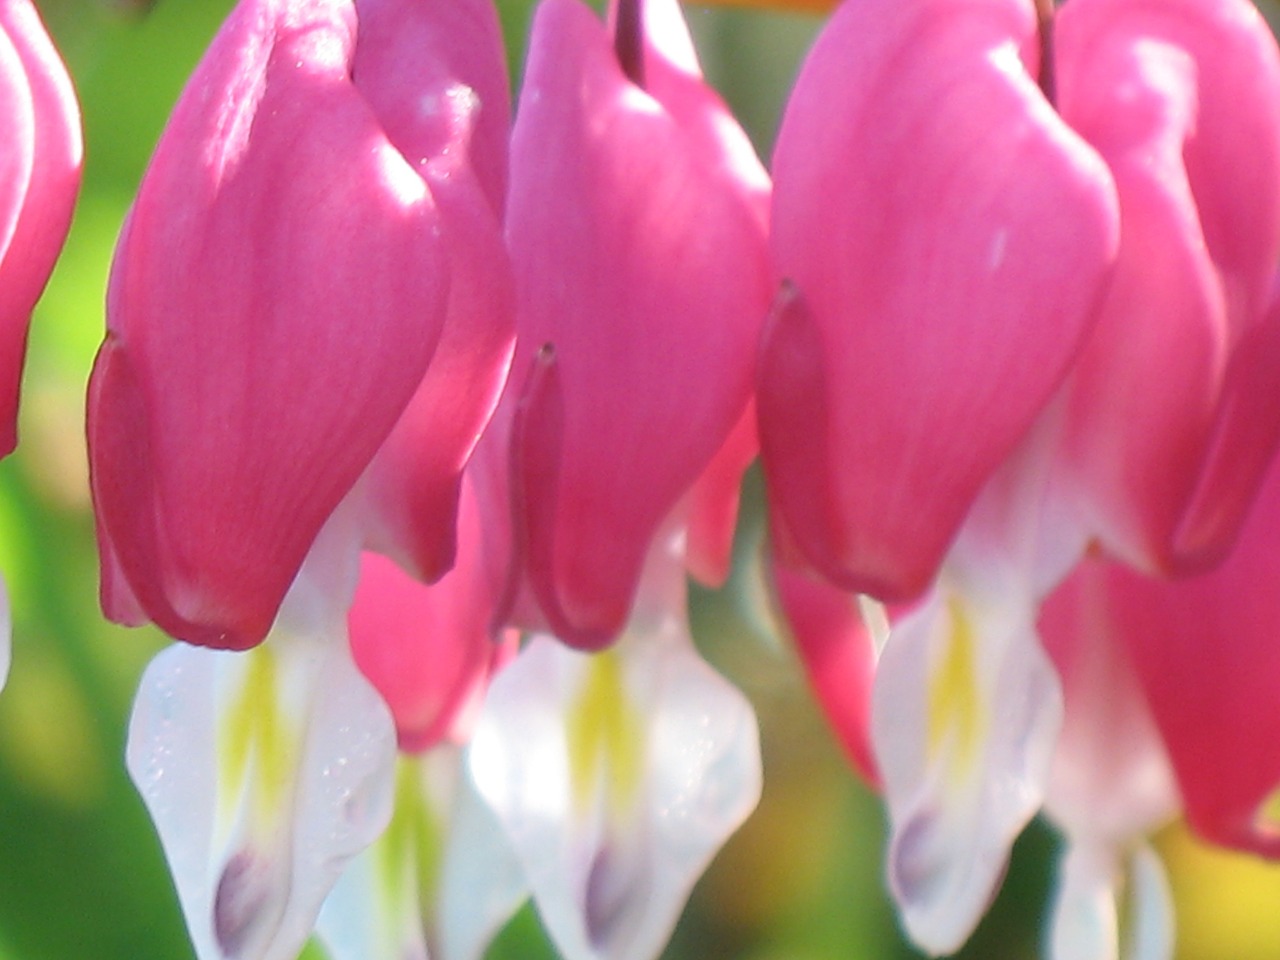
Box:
[1125, 843, 1174, 960]
[1049, 841, 1174, 960]
[1051, 843, 1120, 960]
[469, 612, 760, 960]
[127, 607, 396, 960]
[873, 581, 1062, 955]
[436, 749, 529, 960]
[317, 747, 527, 960]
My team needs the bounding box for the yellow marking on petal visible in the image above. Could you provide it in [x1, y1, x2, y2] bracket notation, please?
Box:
[377, 757, 444, 927]
[566, 650, 645, 816]
[219, 646, 296, 822]
[926, 599, 986, 784]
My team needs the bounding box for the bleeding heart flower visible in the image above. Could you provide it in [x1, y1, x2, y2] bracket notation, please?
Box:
[87, 0, 519, 652]
[503, 0, 772, 649]
[761, 0, 1119, 605]
[1049, 0, 1280, 576]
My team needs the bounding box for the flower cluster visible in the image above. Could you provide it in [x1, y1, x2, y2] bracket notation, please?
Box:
[766, 0, 1280, 953]
[88, 0, 763, 957]
[3, 0, 1278, 957]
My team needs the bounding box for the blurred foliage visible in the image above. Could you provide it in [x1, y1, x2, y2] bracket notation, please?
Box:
[2, 1, 1280, 959]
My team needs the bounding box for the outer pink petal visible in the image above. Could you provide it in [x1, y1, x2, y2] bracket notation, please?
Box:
[88, 0, 448, 650]
[0, 0, 81, 456]
[763, 0, 1118, 603]
[1048, 463, 1280, 858]
[363, 171, 515, 582]
[1039, 570, 1178, 846]
[1053, 0, 1280, 573]
[349, 482, 516, 752]
[684, 400, 756, 589]
[506, 0, 771, 648]
[771, 558, 879, 785]
[0, 23, 36, 394]
[351, 0, 516, 582]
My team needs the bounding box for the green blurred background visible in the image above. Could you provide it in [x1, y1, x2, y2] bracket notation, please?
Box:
[2, 0, 1280, 957]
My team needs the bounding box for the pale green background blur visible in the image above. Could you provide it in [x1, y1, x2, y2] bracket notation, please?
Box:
[1, 0, 1279, 957]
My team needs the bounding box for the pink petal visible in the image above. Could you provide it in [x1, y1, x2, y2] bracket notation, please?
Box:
[505, 0, 771, 647]
[0, 0, 81, 455]
[1049, 463, 1280, 857]
[1040, 567, 1178, 846]
[684, 400, 756, 589]
[771, 557, 879, 784]
[1052, 0, 1280, 572]
[351, 0, 516, 581]
[763, 0, 1118, 602]
[88, 0, 449, 649]
[349, 0, 510, 213]
[349, 478, 517, 753]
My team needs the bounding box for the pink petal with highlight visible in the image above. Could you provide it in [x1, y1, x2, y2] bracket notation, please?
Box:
[1053, 0, 1280, 572]
[764, 0, 1117, 602]
[506, 0, 770, 647]
[350, 478, 517, 753]
[352, 0, 517, 581]
[88, 0, 448, 649]
[0, 0, 81, 455]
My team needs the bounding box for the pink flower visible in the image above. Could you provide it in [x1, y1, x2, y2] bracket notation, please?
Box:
[1050, 0, 1280, 575]
[503, 0, 772, 649]
[762, 0, 1280, 605]
[350, 0, 517, 586]
[0, 0, 81, 456]
[88, 0, 513, 650]
[761, 0, 1118, 604]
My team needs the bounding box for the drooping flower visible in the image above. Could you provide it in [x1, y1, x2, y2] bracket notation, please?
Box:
[1047, 458, 1280, 863]
[104, 1, 515, 958]
[86, 0, 515, 651]
[503, 0, 771, 648]
[761, 0, 1118, 604]
[764, 0, 1280, 952]
[1049, 0, 1280, 575]
[350, 0, 516, 585]
[127, 518, 399, 960]
[867, 425, 1069, 954]
[318, 487, 527, 960]
[469, 526, 762, 960]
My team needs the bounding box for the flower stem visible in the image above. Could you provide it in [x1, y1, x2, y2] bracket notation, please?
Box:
[1036, 0, 1056, 105]
[614, 0, 646, 88]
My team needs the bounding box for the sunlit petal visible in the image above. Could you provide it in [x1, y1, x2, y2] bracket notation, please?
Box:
[873, 580, 1061, 954]
[1049, 842, 1174, 960]
[127, 601, 396, 960]
[469, 612, 760, 960]
[317, 748, 526, 960]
